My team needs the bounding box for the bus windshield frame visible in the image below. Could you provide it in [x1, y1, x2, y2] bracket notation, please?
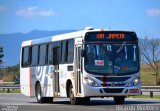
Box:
[84, 31, 139, 76]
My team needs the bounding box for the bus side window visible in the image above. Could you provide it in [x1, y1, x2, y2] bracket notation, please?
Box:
[60, 40, 68, 63]
[38, 45, 40, 64]
[39, 44, 47, 66]
[22, 47, 32, 67]
[45, 44, 49, 65]
[31, 45, 38, 66]
[59, 39, 74, 64]
[48, 43, 53, 64]
[61, 41, 66, 64]
[65, 41, 69, 63]
[61, 41, 63, 63]
[68, 39, 74, 63]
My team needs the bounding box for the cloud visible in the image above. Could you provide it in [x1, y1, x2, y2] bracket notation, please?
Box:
[16, 7, 56, 17]
[147, 8, 160, 16]
[0, 5, 6, 12]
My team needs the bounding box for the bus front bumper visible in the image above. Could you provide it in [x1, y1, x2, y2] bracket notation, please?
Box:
[82, 84, 141, 97]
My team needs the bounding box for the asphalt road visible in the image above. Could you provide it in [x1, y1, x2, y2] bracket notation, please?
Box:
[0, 94, 160, 111]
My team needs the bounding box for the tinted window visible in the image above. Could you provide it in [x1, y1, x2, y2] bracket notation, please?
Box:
[46, 44, 49, 64]
[62, 39, 74, 64]
[48, 43, 53, 64]
[68, 39, 74, 63]
[22, 47, 32, 67]
[65, 41, 69, 63]
[85, 43, 139, 75]
[31, 45, 38, 66]
[39, 44, 46, 65]
[61, 41, 66, 64]
[61, 42, 63, 62]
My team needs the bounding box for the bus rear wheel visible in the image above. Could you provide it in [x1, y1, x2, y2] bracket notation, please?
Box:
[114, 96, 125, 104]
[36, 83, 53, 103]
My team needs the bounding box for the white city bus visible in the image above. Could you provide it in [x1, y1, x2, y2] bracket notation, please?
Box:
[20, 27, 141, 104]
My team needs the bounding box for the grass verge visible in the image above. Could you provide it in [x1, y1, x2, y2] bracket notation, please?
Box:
[0, 89, 20, 93]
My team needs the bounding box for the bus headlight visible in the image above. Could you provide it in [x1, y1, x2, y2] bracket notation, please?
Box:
[127, 77, 140, 86]
[84, 76, 99, 87]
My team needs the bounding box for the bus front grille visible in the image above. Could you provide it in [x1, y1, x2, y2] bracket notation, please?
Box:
[96, 76, 130, 82]
[101, 84, 126, 87]
[103, 88, 124, 93]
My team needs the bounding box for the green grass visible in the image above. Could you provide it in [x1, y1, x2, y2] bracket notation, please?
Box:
[140, 64, 157, 85]
[0, 89, 20, 93]
[130, 95, 160, 99]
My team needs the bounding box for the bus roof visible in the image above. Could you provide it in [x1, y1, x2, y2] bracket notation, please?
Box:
[21, 28, 136, 47]
[21, 30, 84, 47]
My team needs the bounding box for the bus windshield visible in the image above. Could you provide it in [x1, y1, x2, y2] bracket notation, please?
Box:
[84, 43, 139, 76]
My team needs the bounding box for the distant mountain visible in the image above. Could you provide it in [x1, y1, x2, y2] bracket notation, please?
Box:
[0, 30, 75, 66]
[0, 30, 75, 38]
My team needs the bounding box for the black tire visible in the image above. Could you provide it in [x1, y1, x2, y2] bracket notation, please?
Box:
[36, 83, 53, 103]
[43, 97, 53, 103]
[79, 97, 90, 104]
[69, 85, 81, 105]
[114, 96, 125, 104]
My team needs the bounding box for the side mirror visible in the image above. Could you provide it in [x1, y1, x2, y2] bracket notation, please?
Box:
[81, 49, 86, 57]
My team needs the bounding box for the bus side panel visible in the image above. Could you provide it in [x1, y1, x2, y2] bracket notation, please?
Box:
[59, 64, 74, 97]
[20, 68, 31, 96]
[20, 66, 54, 97]
[33, 66, 53, 97]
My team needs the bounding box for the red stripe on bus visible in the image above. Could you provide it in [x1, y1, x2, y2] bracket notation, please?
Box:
[103, 76, 107, 87]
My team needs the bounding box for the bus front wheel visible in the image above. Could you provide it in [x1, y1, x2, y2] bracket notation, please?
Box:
[36, 83, 53, 103]
[79, 97, 90, 104]
[69, 85, 81, 105]
[114, 96, 125, 104]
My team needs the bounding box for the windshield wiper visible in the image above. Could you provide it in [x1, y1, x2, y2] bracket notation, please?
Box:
[116, 42, 126, 53]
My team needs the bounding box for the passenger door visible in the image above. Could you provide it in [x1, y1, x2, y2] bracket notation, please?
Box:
[52, 47, 60, 96]
[75, 45, 82, 95]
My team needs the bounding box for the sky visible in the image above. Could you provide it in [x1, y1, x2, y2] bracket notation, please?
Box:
[0, 0, 160, 66]
[0, 0, 160, 38]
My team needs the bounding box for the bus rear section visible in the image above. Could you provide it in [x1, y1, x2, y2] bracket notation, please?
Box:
[20, 39, 54, 103]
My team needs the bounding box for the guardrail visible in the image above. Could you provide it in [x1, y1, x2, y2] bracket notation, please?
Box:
[0, 82, 15, 84]
[141, 86, 160, 98]
[0, 84, 20, 93]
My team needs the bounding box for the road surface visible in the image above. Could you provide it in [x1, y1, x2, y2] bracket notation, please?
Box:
[0, 94, 160, 111]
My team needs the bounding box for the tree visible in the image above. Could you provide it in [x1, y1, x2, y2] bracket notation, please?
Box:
[0, 47, 4, 64]
[12, 75, 17, 81]
[140, 36, 160, 85]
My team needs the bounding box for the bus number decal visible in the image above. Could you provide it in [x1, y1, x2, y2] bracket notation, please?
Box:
[95, 60, 104, 66]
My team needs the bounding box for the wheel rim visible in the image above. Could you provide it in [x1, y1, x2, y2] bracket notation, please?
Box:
[37, 85, 41, 101]
[70, 87, 75, 101]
